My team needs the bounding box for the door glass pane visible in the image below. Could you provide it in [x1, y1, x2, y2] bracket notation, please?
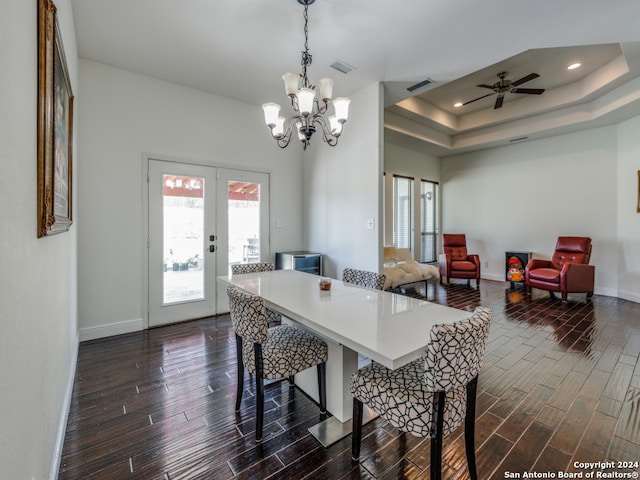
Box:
[227, 181, 261, 268]
[162, 175, 204, 304]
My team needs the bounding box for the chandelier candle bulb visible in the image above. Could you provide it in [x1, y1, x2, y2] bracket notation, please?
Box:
[317, 77, 334, 101]
[296, 122, 305, 141]
[262, 102, 281, 127]
[328, 115, 341, 135]
[333, 97, 351, 123]
[274, 116, 286, 137]
[282, 72, 300, 96]
[297, 87, 316, 116]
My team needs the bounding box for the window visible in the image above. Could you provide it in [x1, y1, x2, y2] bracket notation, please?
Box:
[420, 180, 439, 263]
[393, 175, 414, 255]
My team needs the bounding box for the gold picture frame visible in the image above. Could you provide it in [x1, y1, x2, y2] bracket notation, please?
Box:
[37, 0, 74, 237]
[637, 170, 640, 213]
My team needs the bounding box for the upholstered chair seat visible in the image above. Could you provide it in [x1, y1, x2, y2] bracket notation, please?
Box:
[350, 360, 468, 438]
[527, 267, 560, 283]
[227, 285, 327, 442]
[350, 306, 492, 480]
[241, 324, 328, 380]
[450, 260, 478, 272]
[342, 267, 386, 290]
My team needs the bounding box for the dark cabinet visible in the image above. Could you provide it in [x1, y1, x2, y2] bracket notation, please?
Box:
[275, 251, 323, 276]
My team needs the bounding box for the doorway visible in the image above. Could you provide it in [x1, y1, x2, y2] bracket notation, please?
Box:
[147, 159, 269, 327]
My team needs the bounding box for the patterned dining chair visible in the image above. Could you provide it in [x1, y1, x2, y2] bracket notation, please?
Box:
[342, 267, 386, 290]
[231, 262, 274, 275]
[227, 285, 328, 442]
[231, 262, 281, 328]
[350, 306, 492, 480]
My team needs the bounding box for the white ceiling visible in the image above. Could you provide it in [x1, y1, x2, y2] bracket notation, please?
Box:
[70, 0, 640, 156]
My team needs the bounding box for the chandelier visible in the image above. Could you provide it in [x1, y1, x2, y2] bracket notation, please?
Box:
[262, 0, 350, 150]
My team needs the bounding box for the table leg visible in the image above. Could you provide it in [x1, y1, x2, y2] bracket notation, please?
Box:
[293, 332, 357, 422]
[284, 318, 377, 447]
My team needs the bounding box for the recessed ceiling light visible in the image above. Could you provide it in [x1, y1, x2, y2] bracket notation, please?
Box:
[454, 102, 463, 108]
[568, 62, 582, 70]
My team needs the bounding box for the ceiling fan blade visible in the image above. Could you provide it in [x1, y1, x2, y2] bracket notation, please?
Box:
[512, 88, 545, 95]
[462, 92, 495, 105]
[476, 84, 496, 90]
[511, 73, 539, 86]
[494, 94, 504, 109]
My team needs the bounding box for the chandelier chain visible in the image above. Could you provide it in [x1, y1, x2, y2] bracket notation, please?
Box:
[301, 2, 312, 87]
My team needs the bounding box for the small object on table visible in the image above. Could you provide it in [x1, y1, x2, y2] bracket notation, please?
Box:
[319, 278, 332, 290]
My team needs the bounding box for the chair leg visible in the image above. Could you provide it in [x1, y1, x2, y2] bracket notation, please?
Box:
[351, 398, 364, 461]
[254, 344, 264, 443]
[317, 363, 327, 413]
[464, 377, 479, 480]
[561, 292, 568, 301]
[431, 391, 445, 480]
[235, 334, 244, 412]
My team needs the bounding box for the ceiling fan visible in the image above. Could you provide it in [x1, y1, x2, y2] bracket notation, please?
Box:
[463, 71, 545, 109]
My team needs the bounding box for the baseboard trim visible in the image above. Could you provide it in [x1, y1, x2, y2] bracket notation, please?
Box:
[79, 318, 145, 342]
[617, 288, 640, 304]
[482, 273, 506, 282]
[49, 332, 79, 480]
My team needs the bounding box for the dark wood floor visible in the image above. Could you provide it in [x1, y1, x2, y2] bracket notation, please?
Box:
[58, 280, 640, 479]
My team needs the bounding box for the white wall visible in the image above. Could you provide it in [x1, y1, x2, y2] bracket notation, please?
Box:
[0, 1, 79, 478]
[304, 83, 384, 277]
[617, 115, 640, 301]
[77, 60, 303, 339]
[440, 125, 640, 302]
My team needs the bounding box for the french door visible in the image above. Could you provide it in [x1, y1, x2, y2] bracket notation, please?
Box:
[148, 159, 269, 327]
[215, 168, 270, 314]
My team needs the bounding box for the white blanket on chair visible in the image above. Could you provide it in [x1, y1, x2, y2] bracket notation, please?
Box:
[383, 263, 439, 289]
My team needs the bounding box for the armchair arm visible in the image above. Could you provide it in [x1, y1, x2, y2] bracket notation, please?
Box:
[468, 253, 481, 278]
[560, 263, 595, 292]
[526, 259, 552, 271]
[467, 254, 481, 268]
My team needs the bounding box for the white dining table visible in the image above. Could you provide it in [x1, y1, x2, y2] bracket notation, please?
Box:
[217, 269, 472, 446]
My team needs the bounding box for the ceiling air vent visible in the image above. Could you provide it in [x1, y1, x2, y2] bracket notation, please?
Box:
[407, 78, 434, 92]
[330, 60, 355, 74]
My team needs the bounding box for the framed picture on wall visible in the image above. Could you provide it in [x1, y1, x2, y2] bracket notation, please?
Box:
[37, 0, 74, 237]
[637, 170, 640, 213]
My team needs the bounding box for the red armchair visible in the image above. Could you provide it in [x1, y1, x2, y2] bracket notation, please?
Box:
[438, 234, 481, 287]
[525, 236, 595, 302]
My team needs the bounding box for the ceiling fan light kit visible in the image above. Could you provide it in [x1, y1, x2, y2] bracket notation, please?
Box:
[462, 71, 545, 109]
[262, 0, 351, 149]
